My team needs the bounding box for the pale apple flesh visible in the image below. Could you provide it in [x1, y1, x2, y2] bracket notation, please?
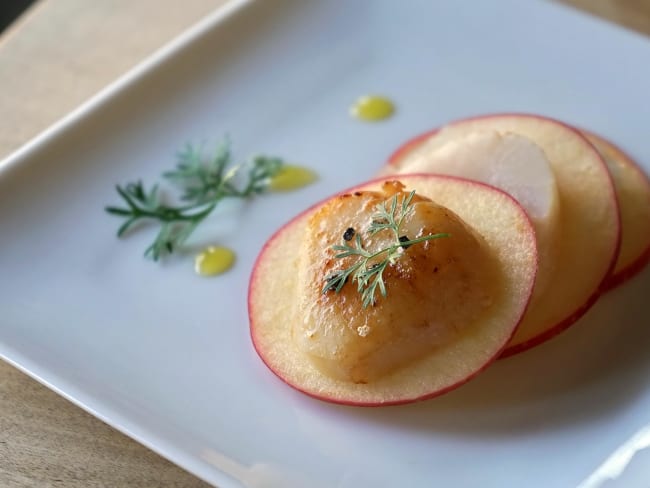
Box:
[582, 131, 650, 290]
[383, 129, 560, 298]
[249, 175, 537, 405]
[389, 131, 559, 223]
[383, 114, 620, 356]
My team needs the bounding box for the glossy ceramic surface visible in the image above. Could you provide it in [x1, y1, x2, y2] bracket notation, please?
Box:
[1, 1, 649, 486]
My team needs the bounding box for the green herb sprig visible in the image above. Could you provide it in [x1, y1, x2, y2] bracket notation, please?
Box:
[322, 190, 450, 307]
[105, 140, 283, 260]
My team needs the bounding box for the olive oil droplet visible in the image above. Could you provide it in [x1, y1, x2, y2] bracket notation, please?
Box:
[269, 165, 318, 192]
[350, 95, 395, 121]
[194, 246, 235, 277]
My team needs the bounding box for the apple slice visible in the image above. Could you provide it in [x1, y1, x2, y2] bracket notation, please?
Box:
[384, 114, 620, 356]
[581, 131, 650, 290]
[383, 130, 560, 297]
[249, 175, 537, 405]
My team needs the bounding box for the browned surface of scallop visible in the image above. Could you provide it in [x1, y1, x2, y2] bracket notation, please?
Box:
[296, 182, 496, 384]
[249, 175, 537, 405]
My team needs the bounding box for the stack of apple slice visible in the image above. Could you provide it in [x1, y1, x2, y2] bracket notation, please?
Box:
[581, 130, 650, 289]
[384, 113, 650, 356]
[249, 113, 650, 406]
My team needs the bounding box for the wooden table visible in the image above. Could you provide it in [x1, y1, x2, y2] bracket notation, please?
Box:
[1, 1, 649, 486]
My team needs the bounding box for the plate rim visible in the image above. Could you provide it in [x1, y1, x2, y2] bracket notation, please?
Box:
[0, 0, 254, 175]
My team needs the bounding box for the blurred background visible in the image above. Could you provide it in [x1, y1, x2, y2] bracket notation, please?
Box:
[0, 0, 35, 32]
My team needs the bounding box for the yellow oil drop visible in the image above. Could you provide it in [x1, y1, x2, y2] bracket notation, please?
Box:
[194, 246, 235, 277]
[350, 95, 395, 121]
[269, 165, 318, 192]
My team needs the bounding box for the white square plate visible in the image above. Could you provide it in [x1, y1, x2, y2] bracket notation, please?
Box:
[2, 1, 650, 486]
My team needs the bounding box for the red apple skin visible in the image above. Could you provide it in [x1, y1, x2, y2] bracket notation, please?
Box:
[580, 130, 650, 291]
[383, 113, 621, 357]
[498, 293, 603, 358]
[249, 175, 537, 406]
[388, 128, 440, 167]
[606, 245, 650, 291]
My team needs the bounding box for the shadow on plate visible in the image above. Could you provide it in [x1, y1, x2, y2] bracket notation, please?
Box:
[303, 268, 650, 437]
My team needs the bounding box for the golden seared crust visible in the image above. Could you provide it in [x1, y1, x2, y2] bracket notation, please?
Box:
[295, 182, 497, 383]
[249, 175, 538, 405]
